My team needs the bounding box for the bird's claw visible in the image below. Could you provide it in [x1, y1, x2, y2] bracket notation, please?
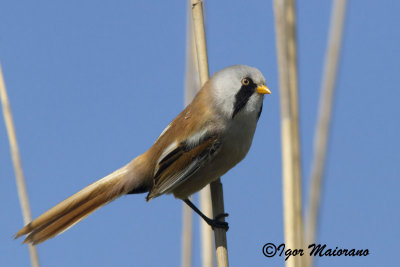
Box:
[208, 213, 229, 231]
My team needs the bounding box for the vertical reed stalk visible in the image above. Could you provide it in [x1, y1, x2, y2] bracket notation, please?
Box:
[0, 62, 40, 267]
[190, 0, 229, 266]
[181, 3, 201, 266]
[199, 189, 214, 267]
[306, 1, 347, 266]
[273, 1, 305, 266]
[189, 4, 215, 266]
[181, 202, 193, 267]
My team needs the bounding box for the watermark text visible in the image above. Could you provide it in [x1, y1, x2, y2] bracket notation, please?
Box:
[262, 243, 370, 261]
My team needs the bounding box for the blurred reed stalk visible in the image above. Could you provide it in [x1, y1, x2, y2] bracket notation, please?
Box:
[306, 1, 347, 266]
[272, 0, 305, 266]
[181, 3, 202, 266]
[185, 3, 215, 266]
[0, 62, 40, 267]
[190, 0, 229, 266]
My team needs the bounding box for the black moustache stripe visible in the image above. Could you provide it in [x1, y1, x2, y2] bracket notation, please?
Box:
[232, 80, 257, 119]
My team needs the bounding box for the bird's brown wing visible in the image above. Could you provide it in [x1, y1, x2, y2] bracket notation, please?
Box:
[146, 133, 221, 200]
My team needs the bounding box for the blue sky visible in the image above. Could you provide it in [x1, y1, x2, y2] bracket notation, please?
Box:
[0, 1, 399, 266]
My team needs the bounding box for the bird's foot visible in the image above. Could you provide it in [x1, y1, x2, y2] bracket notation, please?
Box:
[206, 213, 229, 231]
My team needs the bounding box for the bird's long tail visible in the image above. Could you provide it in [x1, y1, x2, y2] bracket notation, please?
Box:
[15, 160, 141, 245]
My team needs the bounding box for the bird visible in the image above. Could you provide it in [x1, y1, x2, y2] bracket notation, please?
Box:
[15, 64, 271, 245]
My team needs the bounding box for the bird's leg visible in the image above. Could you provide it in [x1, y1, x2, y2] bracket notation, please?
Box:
[183, 198, 229, 231]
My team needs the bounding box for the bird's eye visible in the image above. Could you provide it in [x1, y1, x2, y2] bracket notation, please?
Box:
[241, 78, 250, 86]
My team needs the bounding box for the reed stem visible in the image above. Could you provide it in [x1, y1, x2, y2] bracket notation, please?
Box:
[0, 62, 40, 267]
[273, 1, 305, 266]
[190, 1, 229, 266]
[306, 1, 347, 266]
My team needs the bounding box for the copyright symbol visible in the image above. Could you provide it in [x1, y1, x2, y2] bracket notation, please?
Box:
[262, 243, 277, 257]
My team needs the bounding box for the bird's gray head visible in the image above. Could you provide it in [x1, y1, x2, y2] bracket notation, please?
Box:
[209, 65, 271, 120]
